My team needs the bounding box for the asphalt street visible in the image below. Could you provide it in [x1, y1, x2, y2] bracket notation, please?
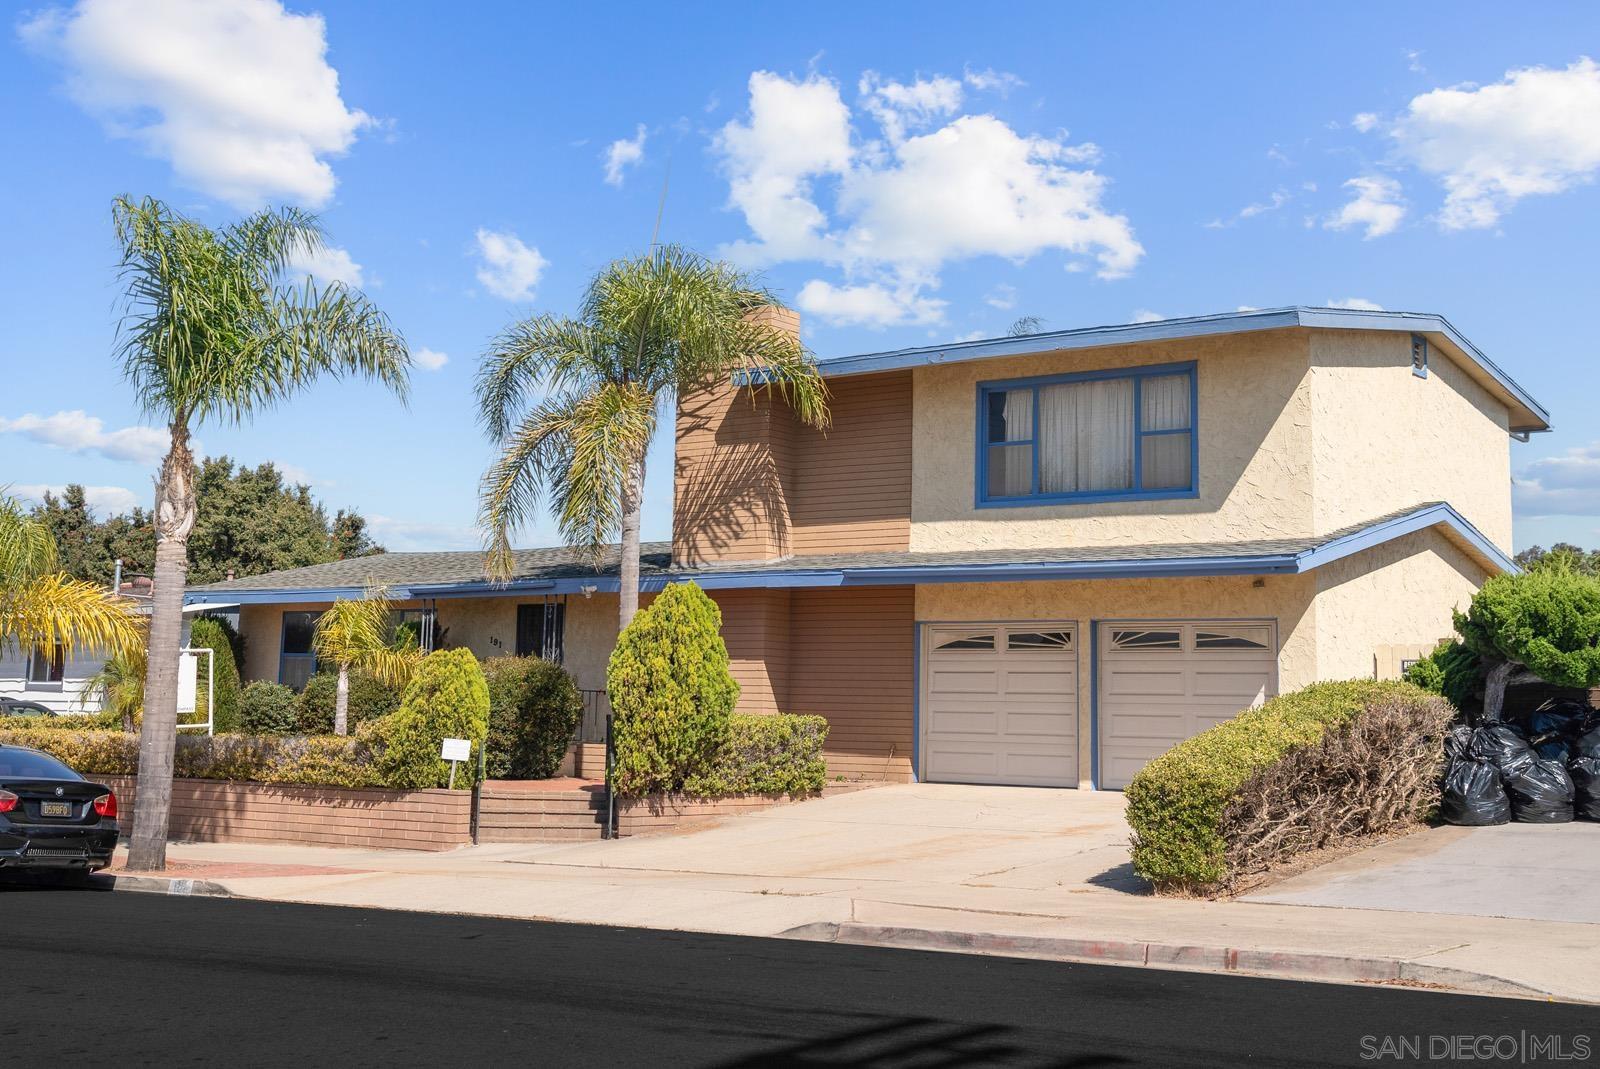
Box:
[3, 883, 1593, 1067]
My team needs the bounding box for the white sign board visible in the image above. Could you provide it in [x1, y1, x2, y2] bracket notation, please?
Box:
[440, 737, 472, 762]
[176, 651, 200, 713]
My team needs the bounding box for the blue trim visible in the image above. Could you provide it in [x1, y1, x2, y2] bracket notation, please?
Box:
[186, 504, 1515, 606]
[975, 361, 1199, 508]
[810, 306, 1549, 434]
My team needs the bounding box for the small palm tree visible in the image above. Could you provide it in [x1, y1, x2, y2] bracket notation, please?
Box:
[84, 644, 147, 733]
[113, 195, 411, 871]
[311, 588, 420, 736]
[476, 245, 829, 631]
[1, 495, 144, 680]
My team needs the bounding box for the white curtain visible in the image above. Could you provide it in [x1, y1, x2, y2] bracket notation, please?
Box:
[986, 389, 1034, 497]
[1038, 378, 1134, 493]
[1141, 374, 1190, 431]
[1140, 373, 1192, 489]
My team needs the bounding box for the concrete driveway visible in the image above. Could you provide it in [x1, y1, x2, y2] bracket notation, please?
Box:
[512, 782, 1141, 894]
[1243, 822, 1600, 923]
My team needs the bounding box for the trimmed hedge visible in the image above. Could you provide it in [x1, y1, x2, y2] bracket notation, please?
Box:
[239, 681, 300, 736]
[1126, 680, 1450, 894]
[683, 713, 829, 797]
[295, 670, 403, 735]
[370, 648, 490, 790]
[189, 617, 242, 733]
[0, 726, 387, 789]
[1402, 639, 1482, 713]
[609, 582, 739, 797]
[482, 656, 583, 780]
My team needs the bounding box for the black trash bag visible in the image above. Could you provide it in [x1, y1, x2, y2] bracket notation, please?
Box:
[1575, 717, 1600, 760]
[1570, 756, 1600, 821]
[1470, 723, 1535, 777]
[1443, 723, 1474, 762]
[1440, 757, 1511, 826]
[1525, 705, 1582, 762]
[1504, 757, 1575, 824]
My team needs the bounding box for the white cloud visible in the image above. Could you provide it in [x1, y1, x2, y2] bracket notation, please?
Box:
[20, 0, 371, 209]
[1325, 297, 1385, 311]
[1237, 305, 1261, 312]
[11, 484, 140, 514]
[1514, 442, 1600, 516]
[985, 283, 1017, 310]
[1207, 188, 1291, 228]
[0, 410, 170, 465]
[1325, 175, 1406, 238]
[603, 124, 647, 186]
[1351, 112, 1381, 133]
[287, 244, 363, 287]
[963, 67, 1025, 95]
[413, 347, 449, 371]
[715, 70, 1141, 328]
[1406, 49, 1427, 75]
[1130, 309, 1166, 323]
[473, 228, 547, 301]
[795, 280, 945, 328]
[365, 514, 480, 551]
[1389, 58, 1600, 230]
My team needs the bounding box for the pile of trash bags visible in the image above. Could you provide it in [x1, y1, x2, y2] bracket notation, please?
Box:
[1441, 701, 1600, 826]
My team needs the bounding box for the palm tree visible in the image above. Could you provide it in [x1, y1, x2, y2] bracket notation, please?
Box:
[112, 195, 411, 871]
[311, 588, 420, 736]
[476, 246, 829, 631]
[1, 495, 144, 691]
[84, 644, 147, 733]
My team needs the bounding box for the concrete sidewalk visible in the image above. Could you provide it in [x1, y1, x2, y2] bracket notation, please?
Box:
[98, 784, 1600, 1004]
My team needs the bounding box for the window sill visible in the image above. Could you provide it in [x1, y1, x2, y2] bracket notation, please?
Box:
[975, 488, 1201, 509]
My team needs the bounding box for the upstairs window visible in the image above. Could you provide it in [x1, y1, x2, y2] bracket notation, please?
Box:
[979, 363, 1197, 506]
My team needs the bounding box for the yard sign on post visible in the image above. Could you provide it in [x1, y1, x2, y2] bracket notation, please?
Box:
[441, 737, 472, 789]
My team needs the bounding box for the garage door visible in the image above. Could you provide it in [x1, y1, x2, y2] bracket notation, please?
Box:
[922, 624, 1077, 787]
[1098, 621, 1276, 790]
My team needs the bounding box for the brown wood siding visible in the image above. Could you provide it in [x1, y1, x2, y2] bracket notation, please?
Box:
[711, 588, 790, 715]
[789, 586, 915, 782]
[673, 371, 911, 564]
[788, 372, 912, 556]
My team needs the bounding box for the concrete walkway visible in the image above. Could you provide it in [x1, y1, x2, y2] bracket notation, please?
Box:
[100, 784, 1600, 1003]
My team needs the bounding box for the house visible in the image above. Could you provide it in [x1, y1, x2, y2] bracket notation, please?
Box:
[186, 306, 1548, 789]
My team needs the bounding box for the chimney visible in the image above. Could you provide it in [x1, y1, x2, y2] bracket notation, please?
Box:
[744, 305, 801, 346]
[226, 568, 236, 581]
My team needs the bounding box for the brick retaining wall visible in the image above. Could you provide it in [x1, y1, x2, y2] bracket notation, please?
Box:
[100, 775, 471, 852]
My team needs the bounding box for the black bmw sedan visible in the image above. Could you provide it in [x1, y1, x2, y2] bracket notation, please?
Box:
[0, 745, 119, 874]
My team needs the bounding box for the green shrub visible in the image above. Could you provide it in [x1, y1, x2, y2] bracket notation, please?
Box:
[371, 648, 490, 790]
[239, 681, 301, 736]
[0, 711, 122, 732]
[295, 670, 404, 734]
[1126, 680, 1446, 894]
[608, 582, 739, 797]
[0, 726, 386, 789]
[1402, 640, 1482, 712]
[1455, 568, 1600, 688]
[482, 656, 583, 779]
[189, 616, 242, 733]
[684, 713, 829, 797]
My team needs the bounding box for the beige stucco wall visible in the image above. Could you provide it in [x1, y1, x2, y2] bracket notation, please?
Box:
[909, 330, 1316, 551]
[915, 573, 1318, 785]
[1311, 527, 1486, 682]
[1308, 330, 1513, 551]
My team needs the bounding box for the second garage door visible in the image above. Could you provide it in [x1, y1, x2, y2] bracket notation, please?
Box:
[1097, 620, 1277, 790]
[922, 624, 1078, 787]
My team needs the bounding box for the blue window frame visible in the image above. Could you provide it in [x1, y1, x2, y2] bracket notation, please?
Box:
[278, 610, 321, 690]
[976, 361, 1198, 507]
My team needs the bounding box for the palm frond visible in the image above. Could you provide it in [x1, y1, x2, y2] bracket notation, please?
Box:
[312, 587, 421, 686]
[0, 494, 60, 589]
[0, 573, 146, 661]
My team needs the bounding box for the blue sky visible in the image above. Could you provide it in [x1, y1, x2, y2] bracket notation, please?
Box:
[3, 1, 1599, 553]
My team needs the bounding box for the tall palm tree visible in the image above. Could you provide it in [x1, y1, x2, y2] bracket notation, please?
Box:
[1, 495, 144, 690]
[311, 588, 420, 736]
[112, 195, 411, 871]
[476, 246, 829, 631]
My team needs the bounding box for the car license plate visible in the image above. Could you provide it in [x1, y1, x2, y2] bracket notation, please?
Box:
[40, 801, 72, 818]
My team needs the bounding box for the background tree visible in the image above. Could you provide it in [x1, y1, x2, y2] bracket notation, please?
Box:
[1514, 542, 1600, 576]
[0, 494, 143, 678]
[112, 195, 410, 871]
[476, 245, 829, 632]
[311, 588, 419, 735]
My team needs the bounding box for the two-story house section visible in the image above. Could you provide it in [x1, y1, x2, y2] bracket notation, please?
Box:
[190, 306, 1548, 792]
[673, 307, 1548, 789]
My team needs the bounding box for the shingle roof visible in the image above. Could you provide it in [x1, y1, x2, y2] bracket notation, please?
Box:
[194, 542, 674, 591]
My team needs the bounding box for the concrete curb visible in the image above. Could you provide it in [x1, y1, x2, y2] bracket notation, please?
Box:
[785, 921, 1557, 1001]
[94, 873, 233, 898]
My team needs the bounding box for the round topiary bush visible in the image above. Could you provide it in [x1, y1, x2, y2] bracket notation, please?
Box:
[482, 656, 584, 779]
[372, 648, 490, 790]
[295, 670, 404, 735]
[239, 681, 300, 736]
[607, 581, 739, 797]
